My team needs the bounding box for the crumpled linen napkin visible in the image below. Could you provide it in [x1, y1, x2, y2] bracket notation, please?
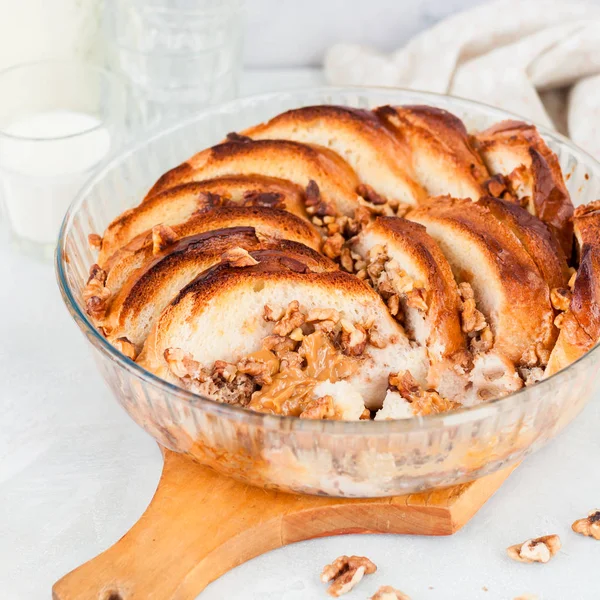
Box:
[324, 0, 600, 160]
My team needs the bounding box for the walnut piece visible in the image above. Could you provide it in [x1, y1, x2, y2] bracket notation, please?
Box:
[507, 534, 561, 563]
[113, 337, 136, 360]
[340, 319, 367, 356]
[550, 287, 572, 312]
[389, 371, 458, 416]
[458, 281, 487, 334]
[152, 224, 177, 255]
[222, 246, 259, 267]
[83, 264, 110, 320]
[272, 300, 305, 336]
[357, 183, 387, 206]
[370, 585, 412, 600]
[226, 131, 252, 143]
[299, 395, 336, 419]
[242, 190, 285, 209]
[321, 555, 377, 597]
[572, 509, 600, 540]
[88, 233, 102, 250]
[164, 347, 206, 380]
[305, 179, 335, 217]
[322, 232, 345, 260]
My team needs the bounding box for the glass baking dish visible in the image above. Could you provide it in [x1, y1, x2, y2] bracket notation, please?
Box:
[56, 87, 600, 497]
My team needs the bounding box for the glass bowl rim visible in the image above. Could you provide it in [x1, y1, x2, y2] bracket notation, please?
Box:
[0, 59, 132, 142]
[55, 84, 600, 435]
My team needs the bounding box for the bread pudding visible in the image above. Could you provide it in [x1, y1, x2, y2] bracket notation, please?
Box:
[84, 104, 600, 421]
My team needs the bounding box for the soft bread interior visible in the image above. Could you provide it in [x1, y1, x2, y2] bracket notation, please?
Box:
[375, 105, 488, 201]
[146, 139, 362, 216]
[140, 267, 428, 409]
[243, 105, 425, 206]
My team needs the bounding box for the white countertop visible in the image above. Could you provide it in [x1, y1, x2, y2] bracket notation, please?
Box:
[1, 68, 599, 600]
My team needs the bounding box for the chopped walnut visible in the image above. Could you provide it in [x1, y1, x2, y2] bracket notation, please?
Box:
[113, 337, 136, 360]
[306, 308, 340, 324]
[389, 371, 458, 416]
[357, 183, 387, 206]
[321, 555, 377, 597]
[385, 259, 415, 295]
[339, 246, 354, 272]
[405, 288, 427, 311]
[484, 173, 511, 198]
[305, 179, 335, 217]
[198, 191, 226, 209]
[242, 190, 285, 209]
[83, 264, 110, 320]
[550, 287, 572, 312]
[88, 233, 102, 250]
[518, 366, 544, 386]
[237, 356, 275, 385]
[279, 350, 303, 369]
[395, 202, 411, 218]
[152, 224, 177, 255]
[387, 294, 401, 317]
[368, 326, 388, 349]
[221, 246, 259, 267]
[471, 326, 494, 353]
[213, 360, 238, 383]
[263, 304, 284, 322]
[520, 342, 551, 368]
[370, 586, 412, 600]
[567, 267, 577, 290]
[458, 282, 487, 334]
[572, 510, 600, 540]
[262, 334, 296, 353]
[299, 395, 336, 419]
[340, 319, 367, 356]
[226, 131, 252, 143]
[322, 232, 345, 259]
[357, 196, 395, 217]
[507, 534, 561, 564]
[164, 347, 207, 381]
[272, 300, 305, 336]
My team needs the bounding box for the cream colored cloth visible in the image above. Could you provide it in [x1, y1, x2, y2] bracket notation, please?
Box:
[324, 0, 600, 160]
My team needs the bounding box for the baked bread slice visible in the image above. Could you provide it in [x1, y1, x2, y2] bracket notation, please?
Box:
[98, 175, 308, 265]
[241, 105, 425, 207]
[374, 105, 489, 201]
[139, 259, 428, 410]
[102, 205, 322, 295]
[476, 195, 570, 290]
[351, 216, 469, 399]
[145, 138, 362, 216]
[546, 202, 600, 376]
[473, 120, 574, 256]
[101, 230, 335, 354]
[409, 197, 556, 366]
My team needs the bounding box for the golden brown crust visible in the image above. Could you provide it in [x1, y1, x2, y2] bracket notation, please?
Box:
[99, 175, 309, 265]
[242, 104, 425, 206]
[144, 138, 361, 216]
[473, 120, 574, 256]
[374, 104, 489, 200]
[476, 195, 570, 290]
[546, 204, 600, 376]
[103, 231, 336, 350]
[409, 196, 555, 364]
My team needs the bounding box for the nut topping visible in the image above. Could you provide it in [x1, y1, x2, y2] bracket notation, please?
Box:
[389, 371, 458, 416]
[152, 224, 177, 255]
[113, 337, 137, 360]
[83, 264, 110, 321]
[299, 395, 336, 419]
[370, 586, 412, 600]
[321, 555, 377, 597]
[357, 183, 387, 206]
[507, 534, 561, 563]
[550, 287, 572, 312]
[88, 233, 102, 250]
[458, 282, 487, 334]
[572, 509, 600, 540]
[222, 246, 259, 267]
[305, 179, 335, 217]
[340, 319, 367, 356]
[271, 300, 305, 336]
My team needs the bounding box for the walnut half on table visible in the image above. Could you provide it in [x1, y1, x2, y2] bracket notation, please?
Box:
[370, 585, 412, 600]
[506, 534, 561, 563]
[320, 555, 377, 597]
[572, 509, 600, 540]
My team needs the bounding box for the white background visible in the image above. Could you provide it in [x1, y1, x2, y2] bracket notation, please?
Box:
[1, 67, 599, 600]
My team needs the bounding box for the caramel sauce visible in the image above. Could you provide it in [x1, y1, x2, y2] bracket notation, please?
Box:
[248, 331, 358, 416]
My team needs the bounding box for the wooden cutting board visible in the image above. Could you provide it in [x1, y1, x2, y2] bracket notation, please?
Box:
[52, 449, 515, 600]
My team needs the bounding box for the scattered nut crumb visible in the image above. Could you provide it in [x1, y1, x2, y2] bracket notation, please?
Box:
[507, 534, 561, 563]
[550, 287, 572, 312]
[370, 585, 411, 600]
[572, 509, 600, 540]
[321, 555, 377, 597]
[513, 595, 539, 600]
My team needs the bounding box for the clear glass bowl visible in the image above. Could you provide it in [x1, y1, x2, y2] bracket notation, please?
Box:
[56, 87, 600, 497]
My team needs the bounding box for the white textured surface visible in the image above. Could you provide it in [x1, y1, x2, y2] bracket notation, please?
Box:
[1, 68, 599, 600]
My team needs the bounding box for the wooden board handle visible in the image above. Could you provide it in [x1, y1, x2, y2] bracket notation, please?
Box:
[53, 450, 515, 600]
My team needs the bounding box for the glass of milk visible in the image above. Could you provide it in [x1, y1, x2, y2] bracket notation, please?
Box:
[0, 60, 134, 261]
